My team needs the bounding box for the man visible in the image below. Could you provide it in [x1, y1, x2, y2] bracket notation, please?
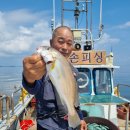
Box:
[22, 26, 87, 130]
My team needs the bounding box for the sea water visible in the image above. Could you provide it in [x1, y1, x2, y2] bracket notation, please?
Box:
[0, 66, 22, 111]
[0, 66, 22, 95]
[0, 66, 130, 99]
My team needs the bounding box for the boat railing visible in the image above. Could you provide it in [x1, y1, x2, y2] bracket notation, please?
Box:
[117, 84, 130, 88]
[116, 84, 130, 130]
[0, 95, 10, 123]
[116, 84, 130, 98]
[0, 87, 29, 121]
[11, 87, 21, 115]
[11, 87, 30, 115]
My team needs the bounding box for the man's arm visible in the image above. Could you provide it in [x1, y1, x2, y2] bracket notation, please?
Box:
[22, 74, 41, 95]
[76, 107, 87, 130]
[75, 106, 84, 120]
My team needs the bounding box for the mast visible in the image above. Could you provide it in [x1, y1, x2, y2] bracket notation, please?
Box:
[61, 0, 103, 50]
[61, 0, 64, 26]
[51, 0, 56, 32]
[99, 0, 103, 37]
[74, 0, 80, 29]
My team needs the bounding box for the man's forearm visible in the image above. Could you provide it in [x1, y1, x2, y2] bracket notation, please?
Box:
[22, 74, 39, 95]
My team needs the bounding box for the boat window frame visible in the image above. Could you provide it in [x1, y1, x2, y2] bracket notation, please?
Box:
[92, 68, 112, 95]
[77, 68, 91, 94]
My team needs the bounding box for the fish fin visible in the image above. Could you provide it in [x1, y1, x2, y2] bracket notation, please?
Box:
[74, 85, 80, 107]
[68, 111, 81, 128]
[50, 61, 55, 71]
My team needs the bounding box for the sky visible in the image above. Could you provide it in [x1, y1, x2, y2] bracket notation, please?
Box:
[0, 0, 130, 83]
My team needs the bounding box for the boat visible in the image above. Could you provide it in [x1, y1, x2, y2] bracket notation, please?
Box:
[0, 0, 130, 130]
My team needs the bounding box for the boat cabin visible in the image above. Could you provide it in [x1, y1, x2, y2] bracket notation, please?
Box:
[68, 49, 120, 125]
[68, 50, 115, 95]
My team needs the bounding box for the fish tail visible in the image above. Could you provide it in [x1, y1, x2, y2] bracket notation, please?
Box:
[68, 111, 81, 128]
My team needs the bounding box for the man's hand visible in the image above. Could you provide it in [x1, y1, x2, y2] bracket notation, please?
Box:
[23, 54, 46, 84]
[80, 120, 87, 130]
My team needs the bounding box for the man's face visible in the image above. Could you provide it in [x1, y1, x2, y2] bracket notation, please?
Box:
[51, 28, 74, 58]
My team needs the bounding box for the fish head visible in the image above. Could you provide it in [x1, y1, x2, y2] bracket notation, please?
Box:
[37, 46, 57, 63]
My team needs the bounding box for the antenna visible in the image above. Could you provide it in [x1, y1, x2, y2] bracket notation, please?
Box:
[61, 0, 103, 50]
[94, 0, 104, 41]
[99, 0, 103, 37]
[53, 0, 56, 29]
[51, 0, 55, 32]
[74, 0, 80, 29]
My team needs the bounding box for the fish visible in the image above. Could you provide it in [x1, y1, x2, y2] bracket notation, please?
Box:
[37, 46, 81, 128]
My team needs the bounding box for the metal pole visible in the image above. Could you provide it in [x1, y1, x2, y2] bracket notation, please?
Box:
[0, 95, 3, 120]
[53, 0, 55, 29]
[61, 0, 64, 26]
[11, 93, 14, 115]
[6, 96, 10, 124]
[125, 104, 129, 130]
[0, 95, 6, 120]
[99, 0, 102, 30]
[90, 0, 93, 33]
[75, 0, 79, 29]
[21, 88, 24, 104]
[86, 0, 88, 40]
[108, 104, 111, 120]
[99, 0, 103, 37]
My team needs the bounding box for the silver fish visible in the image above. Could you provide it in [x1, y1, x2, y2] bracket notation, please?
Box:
[37, 46, 81, 128]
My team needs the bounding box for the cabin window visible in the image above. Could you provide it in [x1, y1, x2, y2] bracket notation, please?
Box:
[77, 68, 91, 94]
[93, 68, 112, 94]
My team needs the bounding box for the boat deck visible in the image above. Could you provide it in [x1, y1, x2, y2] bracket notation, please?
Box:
[118, 118, 130, 130]
[22, 106, 130, 130]
[26, 118, 130, 130]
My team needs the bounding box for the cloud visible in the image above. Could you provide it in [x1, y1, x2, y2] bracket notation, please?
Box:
[0, 10, 52, 57]
[0, 12, 6, 30]
[4, 9, 50, 25]
[97, 33, 120, 44]
[117, 21, 130, 29]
